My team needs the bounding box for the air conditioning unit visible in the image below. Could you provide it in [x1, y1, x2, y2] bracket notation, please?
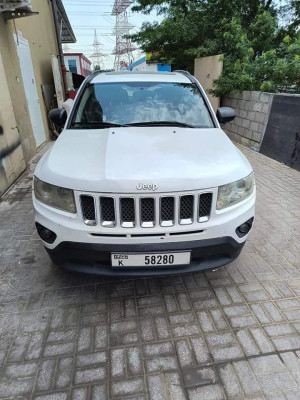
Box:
[0, 1, 32, 13]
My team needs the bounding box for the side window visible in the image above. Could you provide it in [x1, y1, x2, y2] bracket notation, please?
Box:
[75, 85, 103, 123]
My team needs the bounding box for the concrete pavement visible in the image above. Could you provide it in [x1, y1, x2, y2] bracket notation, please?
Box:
[0, 144, 299, 399]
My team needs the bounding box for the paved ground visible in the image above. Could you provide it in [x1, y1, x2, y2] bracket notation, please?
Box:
[0, 144, 299, 400]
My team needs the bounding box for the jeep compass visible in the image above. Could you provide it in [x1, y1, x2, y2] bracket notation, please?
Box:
[33, 71, 255, 275]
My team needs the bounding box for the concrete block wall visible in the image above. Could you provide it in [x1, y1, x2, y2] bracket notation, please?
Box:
[221, 91, 273, 149]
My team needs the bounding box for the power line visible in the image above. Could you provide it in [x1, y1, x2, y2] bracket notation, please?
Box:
[62, 0, 140, 69]
[63, 3, 115, 7]
[67, 12, 112, 15]
[63, 0, 114, 2]
[63, 1, 115, 4]
[72, 26, 114, 29]
[72, 34, 114, 36]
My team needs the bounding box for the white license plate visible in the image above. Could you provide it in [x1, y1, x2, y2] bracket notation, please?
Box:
[111, 252, 191, 268]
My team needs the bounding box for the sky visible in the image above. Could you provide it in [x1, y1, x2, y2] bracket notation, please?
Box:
[61, 0, 163, 70]
[61, 0, 290, 70]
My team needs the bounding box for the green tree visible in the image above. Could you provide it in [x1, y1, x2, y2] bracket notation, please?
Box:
[130, 0, 300, 94]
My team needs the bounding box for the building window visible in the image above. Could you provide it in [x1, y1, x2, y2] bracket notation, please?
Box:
[68, 59, 77, 74]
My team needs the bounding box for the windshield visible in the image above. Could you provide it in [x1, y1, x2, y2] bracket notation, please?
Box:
[69, 81, 214, 129]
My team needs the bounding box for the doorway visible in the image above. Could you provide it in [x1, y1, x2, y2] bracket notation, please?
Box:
[14, 34, 46, 147]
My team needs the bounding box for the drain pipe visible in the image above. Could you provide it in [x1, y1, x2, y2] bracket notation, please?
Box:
[51, 0, 67, 100]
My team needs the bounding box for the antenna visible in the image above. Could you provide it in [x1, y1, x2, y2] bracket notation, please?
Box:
[91, 29, 105, 70]
[112, 0, 136, 70]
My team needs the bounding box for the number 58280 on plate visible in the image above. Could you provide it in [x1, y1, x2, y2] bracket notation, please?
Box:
[111, 252, 191, 268]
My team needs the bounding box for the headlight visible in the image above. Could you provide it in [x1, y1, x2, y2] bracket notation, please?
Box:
[217, 172, 254, 210]
[34, 177, 76, 213]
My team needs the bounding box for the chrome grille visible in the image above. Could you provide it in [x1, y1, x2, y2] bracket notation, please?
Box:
[79, 191, 213, 228]
[81, 195, 96, 226]
[180, 195, 194, 224]
[199, 193, 212, 222]
[161, 196, 175, 226]
[141, 197, 155, 227]
[100, 197, 115, 227]
[120, 197, 135, 227]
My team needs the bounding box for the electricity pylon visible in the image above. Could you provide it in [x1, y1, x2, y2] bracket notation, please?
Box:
[112, 0, 136, 70]
[91, 29, 105, 70]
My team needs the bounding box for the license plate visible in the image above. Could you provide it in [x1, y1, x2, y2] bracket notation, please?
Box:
[111, 252, 191, 268]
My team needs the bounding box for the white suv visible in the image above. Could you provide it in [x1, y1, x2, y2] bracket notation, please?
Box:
[33, 71, 255, 276]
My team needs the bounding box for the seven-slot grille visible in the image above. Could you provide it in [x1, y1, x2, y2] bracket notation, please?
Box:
[80, 192, 213, 228]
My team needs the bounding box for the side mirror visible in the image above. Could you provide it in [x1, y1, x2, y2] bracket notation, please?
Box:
[0, 125, 3, 135]
[216, 107, 235, 124]
[49, 108, 67, 129]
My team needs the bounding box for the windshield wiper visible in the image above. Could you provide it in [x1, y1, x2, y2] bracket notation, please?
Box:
[124, 121, 198, 128]
[71, 121, 207, 129]
[71, 121, 124, 129]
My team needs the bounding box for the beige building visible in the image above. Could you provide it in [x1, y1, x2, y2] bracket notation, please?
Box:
[194, 54, 223, 112]
[0, 0, 75, 196]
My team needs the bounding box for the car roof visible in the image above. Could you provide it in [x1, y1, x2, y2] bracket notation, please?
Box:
[90, 71, 192, 84]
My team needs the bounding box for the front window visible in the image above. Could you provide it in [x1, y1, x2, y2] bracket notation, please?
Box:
[69, 81, 214, 129]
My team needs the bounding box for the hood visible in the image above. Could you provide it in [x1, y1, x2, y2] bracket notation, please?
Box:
[36, 127, 252, 193]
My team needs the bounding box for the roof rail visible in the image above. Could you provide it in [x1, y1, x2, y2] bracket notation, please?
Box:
[173, 70, 192, 77]
[173, 69, 196, 84]
[85, 70, 105, 84]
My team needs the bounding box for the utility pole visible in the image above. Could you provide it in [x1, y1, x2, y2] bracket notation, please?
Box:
[91, 29, 104, 70]
[112, 0, 136, 71]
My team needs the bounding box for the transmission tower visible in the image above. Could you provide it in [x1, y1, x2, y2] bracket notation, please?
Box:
[112, 0, 136, 70]
[91, 30, 105, 70]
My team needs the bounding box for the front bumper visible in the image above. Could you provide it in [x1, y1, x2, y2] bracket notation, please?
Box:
[45, 236, 245, 276]
[33, 187, 255, 276]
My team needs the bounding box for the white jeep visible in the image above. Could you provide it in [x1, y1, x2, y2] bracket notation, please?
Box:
[33, 71, 255, 276]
